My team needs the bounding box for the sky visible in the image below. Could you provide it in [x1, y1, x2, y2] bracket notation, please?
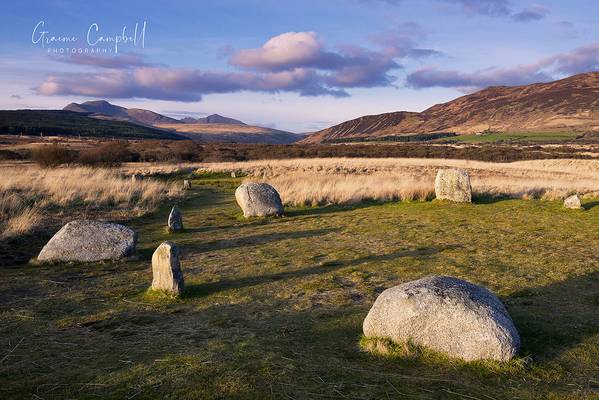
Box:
[0, 0, 598, 132]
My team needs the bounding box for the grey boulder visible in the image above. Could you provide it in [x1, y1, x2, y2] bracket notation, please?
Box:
[363, 275, 520, 361]
[564, 194, 582, 209]
[235, 182, 284, 217]
[151, 241, 184, 295]
[168, 205, 183, 231]
[38, 220, 137, 263]
[435, 169, 472, 203]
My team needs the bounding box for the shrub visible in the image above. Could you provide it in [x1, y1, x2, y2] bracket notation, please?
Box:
[77, 141, 133, 167]
[30, 144, 77, 168]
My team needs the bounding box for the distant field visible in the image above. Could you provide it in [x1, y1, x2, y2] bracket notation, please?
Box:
[447, 131, 580, 143]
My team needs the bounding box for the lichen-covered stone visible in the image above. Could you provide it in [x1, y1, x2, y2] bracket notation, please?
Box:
[38, 220, 137, 263]
[151, 241, 184, 295]
[564, 194, 582, 209]
[435, 169, 472, 203]
[363, 275, 520, 361]
[168, 205, 183, 231]
[235, 182, 284, 217]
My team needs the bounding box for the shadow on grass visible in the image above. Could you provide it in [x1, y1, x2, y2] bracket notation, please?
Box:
[183, 228, 340, 253]
[506, 271, 599, 363]
[183, 245, 461, 299]
[285, 200, 385, 217]
[472, 193, 513, 204]
[582, 200, 599, 210]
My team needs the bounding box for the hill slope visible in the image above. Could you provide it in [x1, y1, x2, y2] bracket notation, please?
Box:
[303, 72, 599, 143]
[64, 100, 181, 126]
[181, 114, 246, 125]
[64, 100, 298, 143]
[155, 122, 303, 144]
[0, 110, 186, 140]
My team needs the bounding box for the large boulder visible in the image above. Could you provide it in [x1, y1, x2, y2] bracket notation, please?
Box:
[38, 220, 137, 263]
[435, 169, 472, 203]
[564, 194, 582, 209]
[168, 205, 183, 231]
[235, 182, 284, 217]
[151, 241, 184, 295]
[363, 276, 520, 361]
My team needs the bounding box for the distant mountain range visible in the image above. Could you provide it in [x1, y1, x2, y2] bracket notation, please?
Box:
[180, 114, 245, 125]
[302, 72, 599, 143]
[61, 100, 301, 144]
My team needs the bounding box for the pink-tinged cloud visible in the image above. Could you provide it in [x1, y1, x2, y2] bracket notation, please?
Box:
[37, 29, 443, 100]
[511, 5, 550, 22]
[406, 43, 599, 89]
[230, 32, 329, 71]
[37, 66, 349, 101]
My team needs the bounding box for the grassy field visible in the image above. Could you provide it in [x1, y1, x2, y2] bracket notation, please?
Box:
[1, 173, 598, 399]
[448, 131, 580, 143]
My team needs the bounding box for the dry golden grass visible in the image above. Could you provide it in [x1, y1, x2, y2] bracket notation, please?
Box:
[0, 166, 181, 239]
[196, 158, 599, 205]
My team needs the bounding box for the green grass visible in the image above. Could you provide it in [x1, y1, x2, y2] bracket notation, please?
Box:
[447, 131, 580, 143]
[1, 176, 599, 399]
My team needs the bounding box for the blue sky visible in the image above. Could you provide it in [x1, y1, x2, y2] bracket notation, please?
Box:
[1, 0, 598, 132]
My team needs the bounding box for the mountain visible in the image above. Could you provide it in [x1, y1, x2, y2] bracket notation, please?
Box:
[0, 110, 186, 140]
[154, 122, 303, 144]
[63, 100, 297, 143]
[302, 72, 599, 143]
[181, 114, 246, 125]
[64, 100, 181, 126]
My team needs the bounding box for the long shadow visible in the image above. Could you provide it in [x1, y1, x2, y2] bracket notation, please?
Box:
[506, 270, 599, 362]
[472, 193, 513, 204]
[583, 200, 599, 210]
[183, 228, 340, 253]
[183, 245, 461, 298]
[285, 201, 385, 217]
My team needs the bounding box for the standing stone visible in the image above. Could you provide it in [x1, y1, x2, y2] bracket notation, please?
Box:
[168, 205, 183, 231]
[151, 241, 184, 295]
[363, 275, 520, 361]
[183, 180, 192, 190]
[235, 182, 284, 217]
[131, 173, 143, 182]
[564, 194, 582, 209]
[435, 169, 472, 203]
[231, 171, 237, 178]
[37, 220, 137, 263]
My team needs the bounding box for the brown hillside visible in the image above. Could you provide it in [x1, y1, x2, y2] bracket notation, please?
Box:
[302, 72, 599, 143]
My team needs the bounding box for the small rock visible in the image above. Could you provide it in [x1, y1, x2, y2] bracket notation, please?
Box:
[564, 194, 582, 209]
[168, 205, 183, 231]
[363, 275, 520, 361]
[435, 169, 472, 203]
[235, 182, 284, 217]
[231, 171, 237, 178]
[151, 241, 184, 295]
[183, 180, 192, 190]
[38, 220, 137, 263]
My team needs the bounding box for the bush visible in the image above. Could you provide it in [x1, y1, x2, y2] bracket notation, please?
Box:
[77, 141, 134, 167]
[30, 144, 77, 168]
